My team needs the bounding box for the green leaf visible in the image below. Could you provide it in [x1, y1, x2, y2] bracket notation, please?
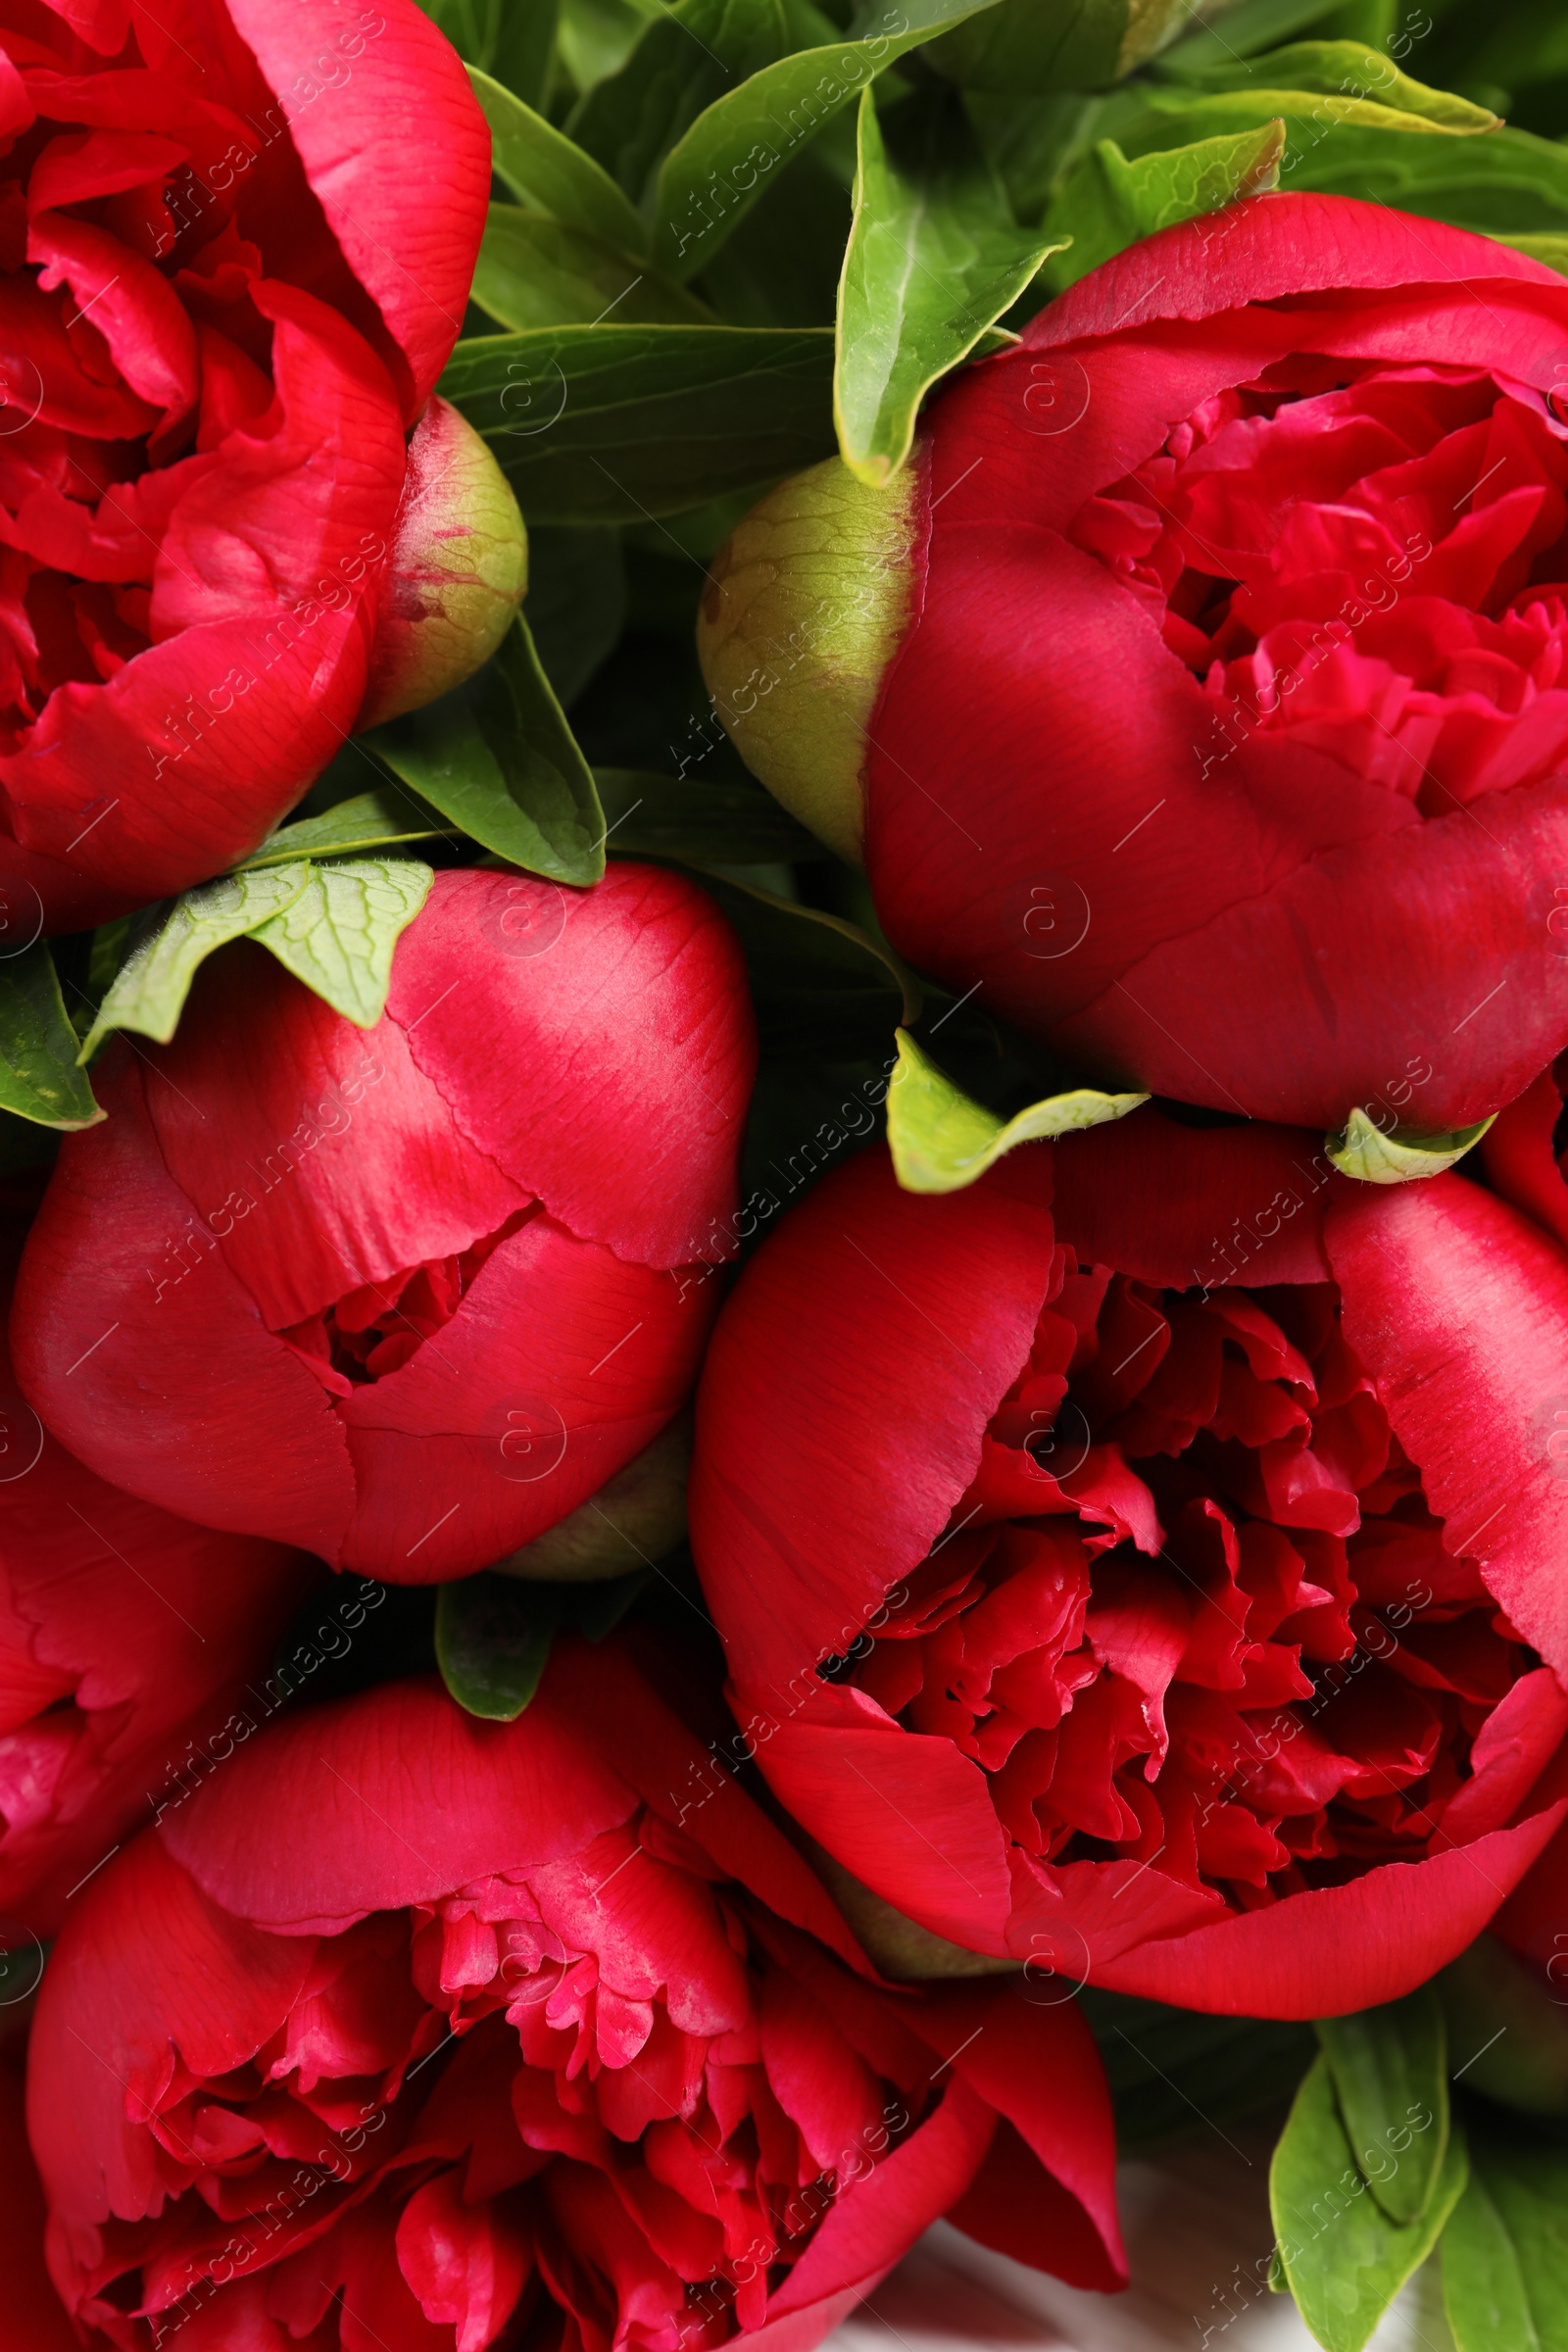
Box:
[1042, 120, 1285, 287]
[80, 863, 315, 1058]
[887, 1028, 1144, 1193]
[650, 0, 1008, 279]
[597, 768, 818, 861]
[365, 615, 607, 884]
[835, 87, 1063, 485]
[1327, 1107, 1495, 1185]
[559, 0, 662, 94]
[1316, 1988, 1448, 2226]
[440, 324, 837, 522]
[1158, 0, 1382, 72]
[694, 870, 917, 1059]
[526, 526, 628, 709]
[1270, 2051, 1467, 2352]
[567, 0, 800, 210]
[1443, 2126, 1568, 2352]
[1503, 233, 1568, 277]
[0, 947, 102, 1128]
[472, 206, 710, 333]
[436, 1575, 563, 1721]
[247, 858, 433, 1029]
[466, 65, 651, 256]
[239, 788, 456, 868]
[1157, 41, 1500, 130]
[419, 0, 558, 104]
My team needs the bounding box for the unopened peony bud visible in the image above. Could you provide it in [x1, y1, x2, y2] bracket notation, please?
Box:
[356, 396, 528, 728]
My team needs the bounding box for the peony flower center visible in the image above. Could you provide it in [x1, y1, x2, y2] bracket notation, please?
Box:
[1069, 359, 1568, 812]
[278, 1207, 539, 1393]
[842, 1254, 1532, 1909]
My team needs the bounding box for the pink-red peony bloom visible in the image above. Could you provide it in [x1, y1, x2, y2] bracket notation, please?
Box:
[27, 1641, 1126, 2350]
[0, 0, 491, 930]
[686, 1113, 1568, 2017]
[0, 1193, 318, 1932]
[13, 865, 757, 1582]
[700, 193, 1568, 1133]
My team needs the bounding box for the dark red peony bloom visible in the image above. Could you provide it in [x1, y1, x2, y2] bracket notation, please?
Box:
[12, 865, 757, 1582]
[27, 1643, 1125, 2350]
[699, 193, 1568, 1133]
[0, 0, 492, 929]
[687, 1114, 1568, 2017]
[0, 1198, 318, 1932]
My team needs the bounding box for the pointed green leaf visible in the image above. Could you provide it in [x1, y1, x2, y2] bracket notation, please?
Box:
[1156, 41, 1500, 130]
[472, 205, 709, 333]
[1328, 1107, 1494, 1185]
[1443, 2127, 1568, 2352]
[365, 615, 607, 884]
[80, 863, 314, 1058]
[1042, 120, 1285, 288]
[439, 323, 837, 522]
[436, 1574, 563, 1721]
[835, 88, 1064, 486]
[239, 788, 456, 868]
[467, 64, 650, 255]
[0, 947, 102, 1128]
[1316, 1988, 1448, 2225]
[568, 0, 799, 211]
[420, 0, 558, 105]
[1271, 2051, 1467, 2352]
[595, 768, 817, 862]
[249, 858, 433, 1029]
[1159, 0, 1365, 72]
[887, 1028, 1144, 1194]
[651, 0, 1009, 280]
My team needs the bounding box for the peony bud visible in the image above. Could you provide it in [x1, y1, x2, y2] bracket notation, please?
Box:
[356, 397, 529, 729]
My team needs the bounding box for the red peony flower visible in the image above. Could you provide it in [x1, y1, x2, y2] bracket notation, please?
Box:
[0, 0, 494, 931]
[12, 865, 757, 1583]
[687, 1113, 1568, 2017]
[698, 193, 1568, 1134]
[27, 1642, 1126, 2349]
[0, 1196, 318, 1933]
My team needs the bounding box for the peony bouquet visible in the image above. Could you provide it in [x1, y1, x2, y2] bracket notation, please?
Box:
[2, 0, 1567, 2346]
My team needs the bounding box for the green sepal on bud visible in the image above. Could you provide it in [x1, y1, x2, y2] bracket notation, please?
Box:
[1327, 1106, 1496, 1185]
[924, 0, 1203, 95]
[696, 458, 918, 869]
[357, 396, 529, 730]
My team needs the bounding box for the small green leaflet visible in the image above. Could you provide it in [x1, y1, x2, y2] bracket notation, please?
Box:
[239, 787, 456, 869]
[440, 324, 837, 523]
[836, 87, 1064, 486]
[1443, 2126, 1568, 2352]
[248, 861, 433, 1030]
[1328, 1107, 1495, 1185]
[1315, 1987, 1448, 2226]
[435, 1569, 649, 1720]
[365, 616, 606, 885]
[1042, 121, 1284, 289]
[1270, 2050, 1468, 2352]
[466, 65, 650, 257]
[1156, 40, 1500, 131]
[887, 1028, 1144, 1193]
[82, 858, 432, 1058]
[473, 207, 709, 334]
[0, 946, 102, 1128]
[651, 0, 1009, 281]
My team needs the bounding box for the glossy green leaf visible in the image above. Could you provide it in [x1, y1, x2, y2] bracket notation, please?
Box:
[472, 206, 709, 333]
[239, 788, 456, 868]
[1443, 2127, 1568, 2352]
[1270, 2052, 1467, 2352]
[467, 65, 649, 254]
[80, 863, 314, 1058]
[597, 768, 818, 862]
[1097, 82, 1502, 201]
[921, 0, 1196, 93]
[1316, 1988, 1448, 2225]
[0, 947, 102, 1128]
[651, 0, 1009, 279]
[1505, 233, 1568, 276]
[887, 1027, 1144, 1193]
[419, 0, 557, 103]
[1276, 117, 1568, 241]
[440, 324, 836, 521]
[1042, 120, 1285, 287]
[365, 615, 607, 883]
[248, 858, 433, 1029]
[1157, 41, 1499, 130]
[526, 526, 628, 709]
[436, 1575, 563, 1721]
[558, 0, 661, 93]
[835, 87, 1062, 485]
[1328, 1107, 1495, 1184]
[567, 0, 800, 209]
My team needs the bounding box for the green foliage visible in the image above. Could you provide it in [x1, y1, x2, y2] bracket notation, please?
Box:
[0, 946, 102, 1128]
[1316, 1987, 1449, 2225]
[1442, 2120, 1568, 2352]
